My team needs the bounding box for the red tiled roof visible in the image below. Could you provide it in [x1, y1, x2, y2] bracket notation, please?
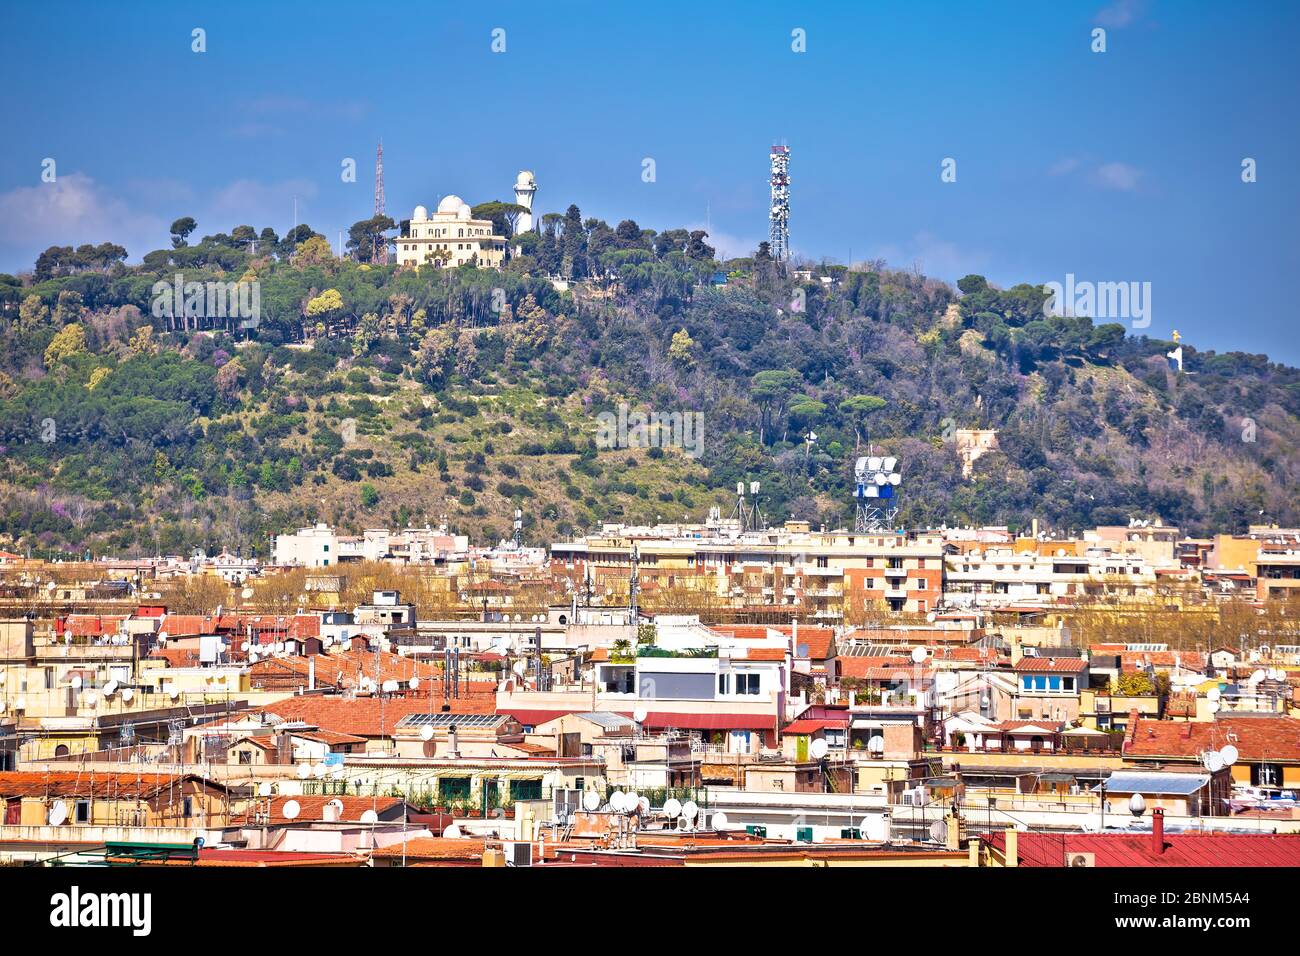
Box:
[233, 795, 403, 825]
[1015, 657, 1088, 673]
[262, 694, 494, 738]
[988, 830, 1300, 867]
[782, 717, 848, 735]
[837, 656, 908, 680]
[0, 772, 222, 799]
[371, 837, 486, 861]
[1124, 716, 1300, 763]
[742, 647, 788, 662]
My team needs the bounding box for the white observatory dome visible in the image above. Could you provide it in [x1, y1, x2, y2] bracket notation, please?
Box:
[438, 194, 471, 216]
[515, 170, 535, 187]
[412, 205, 428, 221]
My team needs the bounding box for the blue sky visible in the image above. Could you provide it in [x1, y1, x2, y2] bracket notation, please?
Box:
[1, 0, 1296, 361]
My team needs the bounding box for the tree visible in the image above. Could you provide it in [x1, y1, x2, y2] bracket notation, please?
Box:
[840, 395, 887, 450]
[170, 217, 198, 248]
[345, 215, 396, 264]
[471, 201, 530, 239]
[306, 288, 344, 320]
[668, 328, 696, 368]
[751, 369, 803, 444]
[52, 289, 84, 325]
[44, 324, 87, 367]
[360, 484, 380, 508]
[19, 293, 49, 330]
[294, 235, 335, 268]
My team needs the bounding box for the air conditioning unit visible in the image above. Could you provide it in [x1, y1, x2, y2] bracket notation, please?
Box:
[504, 841, 532, 867]
[1066, 852, 1095, 867]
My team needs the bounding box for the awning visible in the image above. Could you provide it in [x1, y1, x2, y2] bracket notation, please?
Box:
[1038, 772, 1077, 784]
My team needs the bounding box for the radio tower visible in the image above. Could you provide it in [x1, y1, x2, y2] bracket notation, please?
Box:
[769, 144, 790, 262]
[372, 140, 386, 264]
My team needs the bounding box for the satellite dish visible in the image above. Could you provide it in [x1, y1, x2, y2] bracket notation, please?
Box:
[512, 661, 527, 677]
[443, 823, 462, 838]
[663, 797, 682, 818]
[48, 800, 68, 826]
[331, 768, 344, 781]
[241, 587, 254, 599]
[258, 782, 273, 797]
[282, 800, 301, 821]
[911, 646, 928, 664]
[168, 686, 180, 701]
[312, 763, 327, 778]
[382, 679, 399, 693]
[296, 764, 311, 779]
[637, 796, 650, 816]
[13, 697, 24, 711]
[70, 675, 82, 689]
[410, 677, 420, 690]
[1220, 745, 1239, 766]
[608, 791, 626, 813]
[1208, 700, 1221, 714]
[874, 472, 888, 486]
[1250, 669, 1266, 683]
[681, 800, 699, 821]
[867, 456, 882, 471]
[712, 811, 729, 831]
[809, 738, 830, 760]
[929, 819, 948, 844]
[1128, 793, 1146, 816]
[121, 688, 134, 703]
[888, 473, 901, 486]
[420, 725, 434, 742]
[867, 736, 885, 755]
[633, 706, 648, 723]
[882, 456, 898, 472]
[103, 679, 118, 697]
[82, 692, 97, 708]
[241, 641, 250, 652]
[582, 791, 601, 812]
[1207, 687, 1221, 702]
[360, 809, 378, 824]
[1203, 751, 1224, 772]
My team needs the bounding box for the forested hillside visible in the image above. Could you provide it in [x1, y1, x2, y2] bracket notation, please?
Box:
[0, 209, 1296, 558]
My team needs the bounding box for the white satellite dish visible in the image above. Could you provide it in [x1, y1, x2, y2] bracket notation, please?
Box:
[929, 819, 948, 844]
[103, 680, 118, 697]
[681, 800, 699, 822]
[809, 738, 830, 760]
[633, 706, 648, 723]
[712, 811, 729, 831]
[663, 797, 682, 818]
[420, 725, 434, 742]
[410, 677, 420, 690]
[381, 679, 399, 694]
[282, 800, 301, 821]
[296, 763, 311, 779]
[911, 646, 928, 664]
[626, 791, 641, 813]
[888, 473, 901, 485]
[512, 660, 527, 677]
[70, 675, 82, 689]
[1220, 744, 1239, 766]
[82, 692, 97, 708]
[443, 823, 462, 838]
[1250, 669, 1266, 683]
[258, 782, 273, 797]
[167, 686, 179, 701]
[360, 809, 378, 824]
[121, 688, 134, 703]
[241, 641, 250, 652]
[867, 736, 885, 755]
[882, 456, 898, 472]
[608, 791, 626, 813]
[1203, 751, 1224, 772]
[1128, 793, 1146, 816]
[874, 472, 888, 486]
[241, 587, 254, 600]
[13, 697, 24, 711]
[1208, 700, 1221, 714]
[312, 763, 326, 778]
[637, 796, 650, 816]
[582, 791, 601, 812]
[331, 768, 344, 781]
[1207, 687, 1221, 702]
[48, 800, 68, 826]
[867, 456, 882, 471]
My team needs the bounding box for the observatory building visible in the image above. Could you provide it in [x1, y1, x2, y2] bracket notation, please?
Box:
[396, 195, 507, 270]
[513, 170, 537, 233]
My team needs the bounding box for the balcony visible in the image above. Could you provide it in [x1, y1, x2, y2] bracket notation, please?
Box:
[883, 567, 907, 579]
[884, 588, 907, 600]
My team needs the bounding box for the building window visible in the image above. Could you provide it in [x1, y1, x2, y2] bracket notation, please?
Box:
[183, 797, 193, 818]
[717, 673, 730, 694]
[736, 673, 760, 695]
[75, 800, 90, 823]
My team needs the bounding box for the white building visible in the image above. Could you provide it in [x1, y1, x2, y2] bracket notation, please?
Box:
[395, 195, 506, 269]
[513, 170, 537, 233]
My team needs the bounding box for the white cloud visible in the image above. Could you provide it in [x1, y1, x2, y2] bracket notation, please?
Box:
[868, 231, 989, 280]
[1095, 0, 1143, 28]
[1093, 161, 1144, 191]
[687, 223, 762, 260]
[209, 178, 320, 225]
[0, 173, 166, 269]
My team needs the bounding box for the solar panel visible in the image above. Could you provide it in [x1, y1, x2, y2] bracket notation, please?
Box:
[395, 713, 504, 730]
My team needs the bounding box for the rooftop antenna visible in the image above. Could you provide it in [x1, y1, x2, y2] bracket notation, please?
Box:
[769, 144, 790, 262]
[373, 139, 386, 264]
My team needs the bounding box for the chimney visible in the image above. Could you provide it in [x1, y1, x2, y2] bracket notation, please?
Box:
[1004, 826, 1018, 867]
[448, 724, 460, 759]
[308, 656, 316, 692]
[1151, 808, 1165, 855]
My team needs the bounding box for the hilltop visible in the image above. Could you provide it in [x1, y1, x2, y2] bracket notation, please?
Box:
[0, 213, 1296, 557]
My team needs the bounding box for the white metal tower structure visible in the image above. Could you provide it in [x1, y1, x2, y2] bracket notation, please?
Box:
[769, 145, 790, 261]
[854, 454, 902, 532]
[514, 170, 537, 233]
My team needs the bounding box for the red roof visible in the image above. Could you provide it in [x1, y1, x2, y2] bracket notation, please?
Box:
[988, 830, 1300, 867]
[1125, 715, 1300, 763]
[1015, 656, 1088, 673]
[782, 717, 847, 735]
